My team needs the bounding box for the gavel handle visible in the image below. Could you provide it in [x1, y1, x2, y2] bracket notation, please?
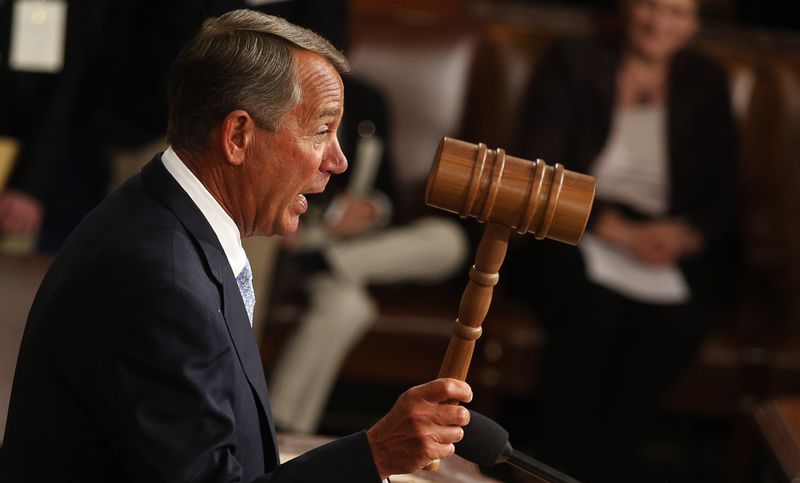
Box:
[439, 221, 511, 381]
[426, 221, 511, 471]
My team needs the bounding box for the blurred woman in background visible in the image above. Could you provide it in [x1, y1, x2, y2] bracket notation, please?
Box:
[510, 0, 740, 480]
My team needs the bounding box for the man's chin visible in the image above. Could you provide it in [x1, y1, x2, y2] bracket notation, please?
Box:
[273, 219, 300, 237]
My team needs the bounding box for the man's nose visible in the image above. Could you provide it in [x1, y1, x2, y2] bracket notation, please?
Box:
[325, 140, 348, 175]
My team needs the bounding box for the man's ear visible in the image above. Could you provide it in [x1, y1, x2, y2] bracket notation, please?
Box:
[220, 110, 256, 167]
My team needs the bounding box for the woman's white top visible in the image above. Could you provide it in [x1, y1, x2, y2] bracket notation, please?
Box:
[578, 105, 690, 304]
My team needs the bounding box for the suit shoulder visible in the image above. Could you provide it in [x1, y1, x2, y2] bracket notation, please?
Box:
[52, 177, 216, 297]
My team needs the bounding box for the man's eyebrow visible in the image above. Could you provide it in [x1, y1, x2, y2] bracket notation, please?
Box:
[319, 107, 340, 119]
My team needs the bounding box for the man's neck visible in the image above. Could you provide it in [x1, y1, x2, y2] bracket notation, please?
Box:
[175, 147, 246, 238]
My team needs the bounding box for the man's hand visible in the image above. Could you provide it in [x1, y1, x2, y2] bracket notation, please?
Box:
[366, 378, 472, 479]
[0, 189, 43, 235]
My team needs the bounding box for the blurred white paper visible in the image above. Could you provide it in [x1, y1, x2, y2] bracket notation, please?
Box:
[349, 128, 384, 196]
[9, 0, 67, 74]
[578, 233, 690, 304]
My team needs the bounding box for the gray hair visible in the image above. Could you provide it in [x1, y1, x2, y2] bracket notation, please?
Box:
[167, 9, 350, 152]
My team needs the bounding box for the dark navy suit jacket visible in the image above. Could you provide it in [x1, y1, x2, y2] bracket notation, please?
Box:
[1, 157, 382, 482]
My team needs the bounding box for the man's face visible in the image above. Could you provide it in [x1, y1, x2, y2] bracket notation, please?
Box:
[247, 50, 347, 236]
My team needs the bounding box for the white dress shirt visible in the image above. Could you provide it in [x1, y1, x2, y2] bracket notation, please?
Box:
[161, 146, 248, 279]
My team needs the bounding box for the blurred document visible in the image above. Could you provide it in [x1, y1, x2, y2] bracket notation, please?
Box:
[579, 233, 690, 304]
[9, 0, 67, 73]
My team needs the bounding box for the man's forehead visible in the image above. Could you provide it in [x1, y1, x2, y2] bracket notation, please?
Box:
[290, 49, 344, 120]
[295, 50, 342, 87]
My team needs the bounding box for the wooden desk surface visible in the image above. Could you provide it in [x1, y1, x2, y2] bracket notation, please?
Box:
[278, 432, 500, 482]
[754, 397, 800, 482]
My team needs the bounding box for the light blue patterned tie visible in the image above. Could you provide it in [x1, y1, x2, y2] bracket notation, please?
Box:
[235, 260, 255, 326]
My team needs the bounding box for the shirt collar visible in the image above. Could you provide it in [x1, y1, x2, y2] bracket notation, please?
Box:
[161, 146, 248, 277]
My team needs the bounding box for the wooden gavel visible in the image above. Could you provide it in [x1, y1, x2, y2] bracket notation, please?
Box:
[426, 136, 596, 397]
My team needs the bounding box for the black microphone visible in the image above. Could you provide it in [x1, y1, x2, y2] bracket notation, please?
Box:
[455, 409, 582, 483]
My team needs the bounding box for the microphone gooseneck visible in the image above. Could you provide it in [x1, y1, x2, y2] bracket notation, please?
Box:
[455, 409, 582, 483]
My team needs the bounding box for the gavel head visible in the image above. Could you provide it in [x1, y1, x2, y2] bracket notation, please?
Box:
[426, 137, 596, 245]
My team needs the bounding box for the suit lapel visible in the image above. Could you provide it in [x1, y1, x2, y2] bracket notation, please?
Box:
[140, 156, 279, 461]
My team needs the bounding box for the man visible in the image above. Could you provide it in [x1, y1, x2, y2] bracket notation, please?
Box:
[1, 10, 471, 482]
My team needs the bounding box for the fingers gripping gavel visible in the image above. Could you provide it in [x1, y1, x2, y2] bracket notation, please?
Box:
[424, 137, 595, 469]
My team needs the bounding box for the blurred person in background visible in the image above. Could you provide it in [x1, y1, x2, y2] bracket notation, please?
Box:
[508, 0, 740, 480]
[0, 0, 110, 252]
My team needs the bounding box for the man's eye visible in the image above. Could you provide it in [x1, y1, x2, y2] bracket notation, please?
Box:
[316, 129, 330, 139]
